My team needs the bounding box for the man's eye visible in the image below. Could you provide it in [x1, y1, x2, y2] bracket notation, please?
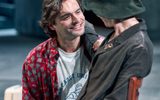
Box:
[63, 16, 70, 20]
[60, 14, 70, 20]
[76, 9, 82, 14]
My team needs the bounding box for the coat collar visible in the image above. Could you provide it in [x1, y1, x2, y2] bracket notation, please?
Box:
[95, 19, 147, 54]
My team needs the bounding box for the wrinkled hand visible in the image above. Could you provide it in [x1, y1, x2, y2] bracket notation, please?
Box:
[93, 36, 105, 51]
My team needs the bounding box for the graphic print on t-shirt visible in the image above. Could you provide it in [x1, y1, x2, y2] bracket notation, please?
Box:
[65, 72, 88, 100]
[57, 47, 89, 100]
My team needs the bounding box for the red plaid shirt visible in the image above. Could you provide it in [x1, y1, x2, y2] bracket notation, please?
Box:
[22, 33, 100, 100]
[22, 38, 60, 100]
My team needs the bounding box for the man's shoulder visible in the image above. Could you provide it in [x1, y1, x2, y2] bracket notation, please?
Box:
[24, 38, 58, 63]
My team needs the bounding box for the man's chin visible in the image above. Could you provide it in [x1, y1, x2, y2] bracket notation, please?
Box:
[73, 29, 84, 35]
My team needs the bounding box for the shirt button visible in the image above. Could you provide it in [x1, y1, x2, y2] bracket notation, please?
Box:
[104, 43, 113, 49]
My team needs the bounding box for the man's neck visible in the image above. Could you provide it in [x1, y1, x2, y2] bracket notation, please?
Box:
[58, 37, 81, 53]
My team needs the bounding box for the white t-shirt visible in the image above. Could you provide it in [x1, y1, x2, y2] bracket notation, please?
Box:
[57, 47, 89, 100]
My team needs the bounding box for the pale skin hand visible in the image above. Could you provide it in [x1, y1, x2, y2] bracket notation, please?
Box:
[93, 36, 105, 51]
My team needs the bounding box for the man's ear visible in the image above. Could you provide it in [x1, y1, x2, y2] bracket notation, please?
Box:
[48, 24, 56, 31]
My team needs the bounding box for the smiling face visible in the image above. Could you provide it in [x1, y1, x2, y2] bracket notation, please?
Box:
[51, 0, 85, 41]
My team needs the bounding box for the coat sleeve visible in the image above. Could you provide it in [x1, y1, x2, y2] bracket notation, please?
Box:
[85, 20, 97, 34]
[83, 20, 99, 57]
[103, 41, 153, 100]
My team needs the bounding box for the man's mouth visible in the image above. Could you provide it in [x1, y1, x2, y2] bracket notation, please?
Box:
[70, 22, 84, 31]
[73, 26, 83, 31]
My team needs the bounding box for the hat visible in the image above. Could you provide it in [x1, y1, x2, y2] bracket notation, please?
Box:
[82, 0, 145, 19]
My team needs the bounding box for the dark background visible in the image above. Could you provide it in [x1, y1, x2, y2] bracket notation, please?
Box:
[0, 0, 160, 40]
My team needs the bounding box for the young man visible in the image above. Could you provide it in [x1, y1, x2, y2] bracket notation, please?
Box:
[22, 0, 103, 99]
[78, 0, 153, 100]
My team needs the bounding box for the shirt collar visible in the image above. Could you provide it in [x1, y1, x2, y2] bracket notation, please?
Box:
[48, 38, 59, 66]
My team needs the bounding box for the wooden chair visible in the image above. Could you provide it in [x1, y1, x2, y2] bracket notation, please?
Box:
[128, 76, 143, 100]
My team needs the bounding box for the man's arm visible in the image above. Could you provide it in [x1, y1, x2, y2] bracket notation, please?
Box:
[22, 62, 40, 100]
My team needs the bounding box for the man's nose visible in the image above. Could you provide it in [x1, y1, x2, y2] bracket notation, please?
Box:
[72, 14, 80, 24]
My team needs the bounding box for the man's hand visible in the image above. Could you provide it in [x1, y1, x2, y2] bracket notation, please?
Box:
[93, 36, 105, 51]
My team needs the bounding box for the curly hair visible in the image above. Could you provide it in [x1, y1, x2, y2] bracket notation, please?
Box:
[39, 0, 82, 38]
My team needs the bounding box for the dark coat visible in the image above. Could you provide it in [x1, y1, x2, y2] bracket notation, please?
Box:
[78, 19, 153, 100]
